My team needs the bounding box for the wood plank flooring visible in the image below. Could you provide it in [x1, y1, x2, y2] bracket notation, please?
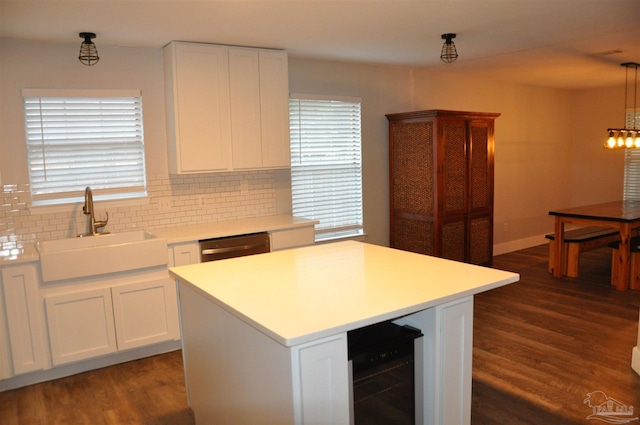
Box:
[0, 349, 193, 425]
[1, 244, 639, 424]
[472, 245, 640, 424]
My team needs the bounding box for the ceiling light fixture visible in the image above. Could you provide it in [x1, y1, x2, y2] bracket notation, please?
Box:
[440, 33, 458, 64]
[605, 62, 640, 149]
[78, 32, 99, 66]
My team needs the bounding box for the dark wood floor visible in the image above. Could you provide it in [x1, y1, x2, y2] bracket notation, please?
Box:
[1, 244, 639, 424]
[473, 245, 640, 424]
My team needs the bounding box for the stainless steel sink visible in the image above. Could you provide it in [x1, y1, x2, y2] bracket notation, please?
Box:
[38, 231, 168, 282]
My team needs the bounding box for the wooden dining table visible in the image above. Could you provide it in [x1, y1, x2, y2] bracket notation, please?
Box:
[549, 200, 640, 291]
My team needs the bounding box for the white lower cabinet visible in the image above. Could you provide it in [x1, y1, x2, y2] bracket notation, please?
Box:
[168, 241, 200, 267]
[292, 334, 350, 425]
[1, 263, 48, 376]
[394, 296, 474, 425]
[45, 277, 179, 366]
[112, 279, 180, 351]
[270, 226, 315, 251]
[45, 287, 117, 366]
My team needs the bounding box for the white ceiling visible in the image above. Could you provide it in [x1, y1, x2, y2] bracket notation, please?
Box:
[2, 0, 639, 89]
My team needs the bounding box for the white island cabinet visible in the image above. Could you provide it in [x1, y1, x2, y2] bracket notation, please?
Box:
[170, 241, 519, 425]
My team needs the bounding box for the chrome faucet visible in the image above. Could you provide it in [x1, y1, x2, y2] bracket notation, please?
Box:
[83, 186, 109, 235]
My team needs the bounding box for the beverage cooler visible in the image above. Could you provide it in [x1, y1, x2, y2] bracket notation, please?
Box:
[348, 321, 423, 425]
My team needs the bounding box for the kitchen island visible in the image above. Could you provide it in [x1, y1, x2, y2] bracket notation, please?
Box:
[169, 241, 519, 425]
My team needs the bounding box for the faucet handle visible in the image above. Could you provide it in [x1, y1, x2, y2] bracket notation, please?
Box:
[94, 211, 109, 233]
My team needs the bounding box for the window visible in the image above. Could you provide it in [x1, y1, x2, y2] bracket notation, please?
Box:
[22, 89, 147, 205]
[623, 109, 640, 199]
[289, 94, 363, 241]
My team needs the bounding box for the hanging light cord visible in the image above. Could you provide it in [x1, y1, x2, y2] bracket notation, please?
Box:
[633, 64, 638, 130]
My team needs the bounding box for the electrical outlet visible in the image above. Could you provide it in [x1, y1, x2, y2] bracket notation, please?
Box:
[198, 195, 206, 207]
[158, 197, 172, 212]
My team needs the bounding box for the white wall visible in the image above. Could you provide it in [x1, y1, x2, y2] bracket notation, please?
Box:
[288, 58, 606, 249]
[0, 38, 168, 182]
[0, 38, 277, 244]
[0, 37, 625, 252]
[572, 86, 626, 205]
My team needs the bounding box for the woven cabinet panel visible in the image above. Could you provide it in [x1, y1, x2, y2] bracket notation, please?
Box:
[443, 124, 467, 212]
[471, 126, 490, 209]
[391, 218, 434, 255]
[470, 216, 492, 264]
[390, 122, 434, 215]
[442, 221, 465, 262]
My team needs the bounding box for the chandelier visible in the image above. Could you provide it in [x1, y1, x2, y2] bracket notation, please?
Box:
[605, 62, 639, 149]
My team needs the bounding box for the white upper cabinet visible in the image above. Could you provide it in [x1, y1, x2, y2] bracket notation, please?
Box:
[164, 42, 290, 174]
[164, 42, 232, 174]
[258, 50, 291, 168]
[229, 48, 262, 169]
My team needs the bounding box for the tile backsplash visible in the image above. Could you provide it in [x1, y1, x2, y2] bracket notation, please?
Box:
[0, 170, 277, 251]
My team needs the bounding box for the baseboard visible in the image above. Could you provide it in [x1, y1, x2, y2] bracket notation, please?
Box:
[0, 339, 182, 392]
[494, 235, 547, 256]
[632, 346, 640, 376]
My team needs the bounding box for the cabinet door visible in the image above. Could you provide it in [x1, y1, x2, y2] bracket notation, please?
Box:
[45, 288, 117, 366]
[270, 227, 315, 251]
[468, 119, 494, 213]
[438, 118, 468, 216]
[1, 264, 47, 375]
[389, 120, 436, 255]
[292, 333, 350, 425]
[229, 48, 263, 169]
[169, 242, 200, 267]
[111, 278, 180, 351]
[440, 216, 467, 262]
[259, 50, 291, 168]
[468, 120, 494, 264]
[438, 297, 473, 425]
[394, 296, 474, 425]
[165, 42, 231, 173]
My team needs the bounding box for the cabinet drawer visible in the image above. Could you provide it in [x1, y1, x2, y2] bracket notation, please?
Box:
[270, 227, 315, 251]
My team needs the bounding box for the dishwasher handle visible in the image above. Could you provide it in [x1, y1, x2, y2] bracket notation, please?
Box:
[201, 242, 269, 256]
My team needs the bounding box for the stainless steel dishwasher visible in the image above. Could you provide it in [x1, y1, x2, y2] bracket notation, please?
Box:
[199, 232, 271, 262]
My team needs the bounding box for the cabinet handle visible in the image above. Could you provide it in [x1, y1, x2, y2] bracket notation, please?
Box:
[201, 243, 268, 256]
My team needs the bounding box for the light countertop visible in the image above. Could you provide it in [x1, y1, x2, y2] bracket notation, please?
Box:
[153, 214, 319, 244]
[0, 215, 317, 265]
[0, 242, 39, 265]
[169, 241, 519, 347]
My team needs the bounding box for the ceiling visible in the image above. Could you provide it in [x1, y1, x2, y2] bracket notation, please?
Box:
[1, 0, 639, 90]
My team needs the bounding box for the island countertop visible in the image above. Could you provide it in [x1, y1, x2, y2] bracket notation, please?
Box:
[169, 241, 519, 347]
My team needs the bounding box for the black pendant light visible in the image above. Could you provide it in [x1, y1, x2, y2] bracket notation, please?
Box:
[440, 33, 458, 64]
[78, 32, 99, 66]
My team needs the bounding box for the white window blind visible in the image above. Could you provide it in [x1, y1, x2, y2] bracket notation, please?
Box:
[623, 110, 640, 200]
[22, 89, 147, 205]
[289, 95, 363, 241]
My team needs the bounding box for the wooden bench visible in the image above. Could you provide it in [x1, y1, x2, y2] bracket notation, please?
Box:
[546, 226, 620, 278]
[608, 238, 640, 290]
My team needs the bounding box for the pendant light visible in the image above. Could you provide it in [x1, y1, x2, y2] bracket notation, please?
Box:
[78, 32, 99, 66]
[440, 33, 458, 64]
[605, 62, 639, 149]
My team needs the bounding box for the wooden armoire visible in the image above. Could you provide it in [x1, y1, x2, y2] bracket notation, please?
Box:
[386, 110, 500, 265]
